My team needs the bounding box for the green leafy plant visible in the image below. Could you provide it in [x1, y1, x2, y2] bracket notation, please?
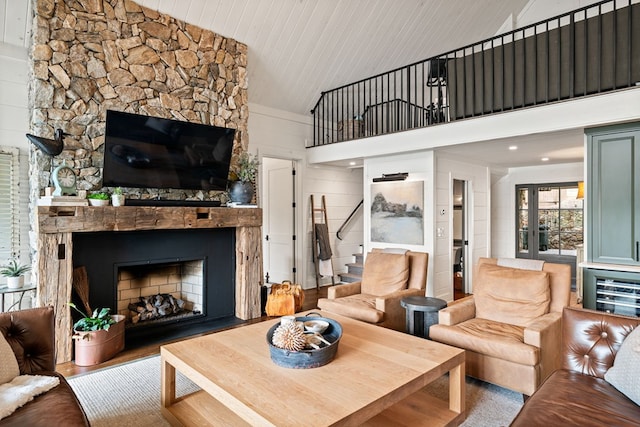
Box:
[233, 152, 259, 183]
[112, 187, 123, 195]
[69, 302, 116, 332]
[0, 259, 31, 277]
[87, 192, 109, 200]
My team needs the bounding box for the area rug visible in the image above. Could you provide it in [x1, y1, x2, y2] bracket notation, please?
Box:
[68, 355, 523, 426]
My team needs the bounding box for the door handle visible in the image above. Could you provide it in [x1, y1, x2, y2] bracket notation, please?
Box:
[636, 241, 639, 262]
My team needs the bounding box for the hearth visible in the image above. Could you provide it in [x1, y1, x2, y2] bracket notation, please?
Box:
[73, 228, 243, 348]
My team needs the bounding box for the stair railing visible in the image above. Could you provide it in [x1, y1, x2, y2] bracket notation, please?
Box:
[337, 199, 363, 240]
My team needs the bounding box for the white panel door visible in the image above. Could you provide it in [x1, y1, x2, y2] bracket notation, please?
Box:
[262, 157, 295, 284]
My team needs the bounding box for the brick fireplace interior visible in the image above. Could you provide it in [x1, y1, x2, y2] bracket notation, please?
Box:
[116, 259, 203, 322]
[73, 227, 244, 348]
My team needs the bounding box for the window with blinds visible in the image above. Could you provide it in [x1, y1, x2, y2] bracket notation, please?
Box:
[0, 147, 19, 262]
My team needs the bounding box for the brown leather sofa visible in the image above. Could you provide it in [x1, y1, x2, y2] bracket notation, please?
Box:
[0, 306, 90, 427]
[511, 307, 640, 426]
[318, 249, 428, 331]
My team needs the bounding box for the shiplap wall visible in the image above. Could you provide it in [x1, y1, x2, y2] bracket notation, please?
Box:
[0, 48, 31, 283]
[248, 103, 363, 289]
[364, 151, 436, 296]
[304, 167, 363, 288]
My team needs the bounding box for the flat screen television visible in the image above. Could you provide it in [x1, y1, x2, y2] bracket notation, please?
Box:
[103, 110, 235, 191]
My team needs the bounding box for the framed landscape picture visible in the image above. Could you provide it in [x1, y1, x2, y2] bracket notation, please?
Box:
[370, 180, 424, 245]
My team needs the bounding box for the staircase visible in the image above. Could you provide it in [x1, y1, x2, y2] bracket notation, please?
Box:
[339, 249, 364, 283]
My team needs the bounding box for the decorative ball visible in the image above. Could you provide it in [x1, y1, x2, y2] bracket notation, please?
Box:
[272, 322, 306, 351]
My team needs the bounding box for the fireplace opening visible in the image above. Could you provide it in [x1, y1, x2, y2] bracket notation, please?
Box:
[73, 228, 245, 349]
[117, 260, 204, 328]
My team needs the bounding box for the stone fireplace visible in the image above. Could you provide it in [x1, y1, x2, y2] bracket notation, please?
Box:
[36, 205, 262, 362]
[28, 0, 259, 363]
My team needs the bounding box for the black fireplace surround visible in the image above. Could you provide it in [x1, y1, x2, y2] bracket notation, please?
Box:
[73, 228, 243, 348]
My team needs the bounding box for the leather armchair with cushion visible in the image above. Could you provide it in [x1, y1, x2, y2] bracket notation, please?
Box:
[317, 249, 428, 331]
[429, 257, 571, 396]
[0, 306, 90, 427]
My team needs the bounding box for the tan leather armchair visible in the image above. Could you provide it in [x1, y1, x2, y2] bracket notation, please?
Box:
[317, 249, 428, 331]
[429, 257, 571, 396]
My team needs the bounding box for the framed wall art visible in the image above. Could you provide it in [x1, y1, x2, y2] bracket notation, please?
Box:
[370, 180, 424, 245]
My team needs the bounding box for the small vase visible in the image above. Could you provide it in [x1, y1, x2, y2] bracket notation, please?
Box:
[111, 194, 125, 207]
[229, 181, 254, 204]
[6, 276, 23, 289]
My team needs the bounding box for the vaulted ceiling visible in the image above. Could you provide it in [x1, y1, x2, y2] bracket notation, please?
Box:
[2, 0, 604, 167]
[2, 0, 533, 116]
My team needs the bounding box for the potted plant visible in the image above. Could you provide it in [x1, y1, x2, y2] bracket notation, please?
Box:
[111, 187, 125, 207]
[69, 302, 125, 366]
[228, 152, 259, 204]
[1, 258, 31, 289]
[87, 192, 110, 206]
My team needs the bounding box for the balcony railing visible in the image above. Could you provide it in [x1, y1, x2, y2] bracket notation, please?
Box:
[310, 0, 640, 147]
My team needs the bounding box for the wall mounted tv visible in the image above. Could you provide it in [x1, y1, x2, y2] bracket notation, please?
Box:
[103, 110, 235, 191]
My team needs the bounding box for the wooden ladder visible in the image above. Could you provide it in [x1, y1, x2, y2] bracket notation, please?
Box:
[310, 195, 335, 289]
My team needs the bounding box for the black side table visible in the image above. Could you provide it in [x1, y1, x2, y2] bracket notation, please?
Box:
[400, 296, 447, 339]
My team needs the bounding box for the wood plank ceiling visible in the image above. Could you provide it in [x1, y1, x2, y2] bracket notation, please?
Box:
[2, 0, 534, 116]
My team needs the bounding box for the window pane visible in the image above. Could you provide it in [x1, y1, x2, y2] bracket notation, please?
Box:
[558, 186, 584, 255]
[0, 150, 17, 262]
[517, 188, 529, 253]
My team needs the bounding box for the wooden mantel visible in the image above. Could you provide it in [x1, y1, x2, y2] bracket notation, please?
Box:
[36, 205, 263, 363]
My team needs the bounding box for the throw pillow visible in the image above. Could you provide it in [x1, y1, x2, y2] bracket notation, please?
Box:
[605, 325, 640, 405]
[0, 332, 19, 384]
[361, 252, 409, 296]
[474, 264, 550, 327]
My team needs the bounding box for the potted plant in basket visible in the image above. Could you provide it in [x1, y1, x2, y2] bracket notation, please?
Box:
[87, 192, 110, 206]
[69, 302, 125, 366]
[1, 258, 31, 289]
[228, 152, 259, 204]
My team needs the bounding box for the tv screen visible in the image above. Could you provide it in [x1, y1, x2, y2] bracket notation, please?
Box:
[103, 110, 235, 191]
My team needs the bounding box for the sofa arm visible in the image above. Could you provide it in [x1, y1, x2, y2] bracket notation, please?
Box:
[524, 311, 562, 384]
[438, 296, 475, 326]
[327, 282, 361, 299]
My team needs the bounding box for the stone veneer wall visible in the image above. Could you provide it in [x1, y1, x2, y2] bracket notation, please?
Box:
[28, 0, 248, 202]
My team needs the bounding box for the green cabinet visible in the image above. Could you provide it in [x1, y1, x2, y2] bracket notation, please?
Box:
[587, 123, 640, 266]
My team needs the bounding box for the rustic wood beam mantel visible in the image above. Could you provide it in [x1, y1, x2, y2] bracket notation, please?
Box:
[36, 206, 263, 363]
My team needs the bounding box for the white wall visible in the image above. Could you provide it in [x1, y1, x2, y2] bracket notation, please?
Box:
[364, 151, 436, 295]
[492, 162, 584, 259]
[0, 47, 30, 266]
[248, 103, 363, 289]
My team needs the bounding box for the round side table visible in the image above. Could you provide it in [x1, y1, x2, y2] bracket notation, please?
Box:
[400, 296, 447, 339]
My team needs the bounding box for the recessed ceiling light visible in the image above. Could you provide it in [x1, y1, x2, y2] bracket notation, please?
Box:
[509, 145, 518, 150]
[541, 157, 549, 162]
[349, 161, 356, 166]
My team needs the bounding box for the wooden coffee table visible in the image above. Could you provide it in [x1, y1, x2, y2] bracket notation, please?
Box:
[161, 311, 465, 426]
